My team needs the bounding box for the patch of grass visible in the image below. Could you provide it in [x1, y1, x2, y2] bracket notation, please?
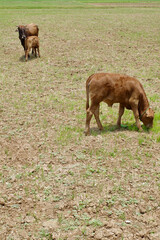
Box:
[152, 112, 160, 133]
[81, 0, 160, 2]
[138, 137, 145, 145]
[116, 210, 126, 221]
[149, 94, 160, 103]
[106, 196, 117, 208]
[88, 218, 103, 227]
[39, 229, 52, 240]
[56, 125, 83, 145]
[156, 135, 160, 143]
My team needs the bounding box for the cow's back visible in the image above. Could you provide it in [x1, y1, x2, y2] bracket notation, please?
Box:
[88, 73, 144, 108]
[25, 23, 39, 37]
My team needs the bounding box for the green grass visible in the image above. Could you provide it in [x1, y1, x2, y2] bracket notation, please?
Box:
[152, 112, 160, 135]
[0, 3, 160, 240]
[0, 0, 160, 9]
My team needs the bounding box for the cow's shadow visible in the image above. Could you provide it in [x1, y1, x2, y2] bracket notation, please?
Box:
[19, 54, 38, 62]
[90, 123, 149, 136]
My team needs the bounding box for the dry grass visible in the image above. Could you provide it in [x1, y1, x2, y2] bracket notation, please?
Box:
[0, 4, 160, 240]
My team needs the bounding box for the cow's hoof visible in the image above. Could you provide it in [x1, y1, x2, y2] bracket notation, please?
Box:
[138, 128, 143, 132]
[85, 131, 90, 136]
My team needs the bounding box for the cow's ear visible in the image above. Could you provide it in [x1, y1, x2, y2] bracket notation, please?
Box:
[146, 108, 154, 117]
[15, 26, 19, 32]
[146, 109, 151, 117]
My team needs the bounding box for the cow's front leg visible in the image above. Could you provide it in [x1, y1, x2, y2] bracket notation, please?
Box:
[117, 104, 124, 128]
[131, 103, 142, 131]
[25, 50, 29, 61]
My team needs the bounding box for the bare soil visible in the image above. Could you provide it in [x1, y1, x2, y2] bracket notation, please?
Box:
[0, 4, 160, 240]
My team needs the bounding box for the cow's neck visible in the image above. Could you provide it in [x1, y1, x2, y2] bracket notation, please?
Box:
[139, 91, 149, 116]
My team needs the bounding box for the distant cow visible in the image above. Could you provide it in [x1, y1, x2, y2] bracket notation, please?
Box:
[85, 73, 154, 135]
[16, 23, 39, 50]
[25, 36, 40, 61]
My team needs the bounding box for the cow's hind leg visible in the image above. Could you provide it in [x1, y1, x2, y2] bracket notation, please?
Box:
[117, 104, 125, 128]
[94, 104, 103, 131]
[85, 104, 99, 136]
[85, 108, 93, 136]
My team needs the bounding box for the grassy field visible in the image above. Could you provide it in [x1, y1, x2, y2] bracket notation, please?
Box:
[0, 0, 160, 9]
[0, 1, 160, 240]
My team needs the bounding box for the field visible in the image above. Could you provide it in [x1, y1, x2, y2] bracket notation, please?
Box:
[0, 1, 160, 239]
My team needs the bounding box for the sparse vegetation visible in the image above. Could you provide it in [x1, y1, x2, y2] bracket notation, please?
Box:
[0, 0, 160, 240]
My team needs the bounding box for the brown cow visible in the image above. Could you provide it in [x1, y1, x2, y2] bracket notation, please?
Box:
[16, 23, 39, 50]
[25, 36, 40, 61]
[85, 73, 154, 135]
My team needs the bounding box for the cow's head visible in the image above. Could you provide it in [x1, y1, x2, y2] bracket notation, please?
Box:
[141, 108, 154, 128]
[16, 25, 26, 40]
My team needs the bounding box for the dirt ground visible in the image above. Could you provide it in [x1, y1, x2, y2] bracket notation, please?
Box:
[0, 4, 160, 240]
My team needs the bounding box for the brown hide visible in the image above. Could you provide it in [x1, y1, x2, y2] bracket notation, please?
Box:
[16, 23, 39, 50]
[25, 36, 40, 61]
[85, 73, 154, 135]
[25, 23, 39, 37]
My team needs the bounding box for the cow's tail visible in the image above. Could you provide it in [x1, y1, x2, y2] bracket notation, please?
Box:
[86, 74, 94, 110]
[86, 83, 89, 110]
[37, 25, 39, 35]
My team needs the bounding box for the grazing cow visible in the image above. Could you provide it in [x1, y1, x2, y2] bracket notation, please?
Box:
[85, 73, 154, 135]
[25, 36, 40, 61]
[16, 23, 39, 50]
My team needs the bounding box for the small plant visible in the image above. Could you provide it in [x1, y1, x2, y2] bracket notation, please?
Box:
[116, 211, 126, 221]
[138, 137, 145, 145]
[157, 136, 160, 143]
[53, 195, 62, 202]
[81, 227, 87, 236]
[88, 218, 103, 227]
[78, 201, 87, 210]
[58, 213, 63, 225]
[39, 229, 52, 240]
[106, 196, 117, 208]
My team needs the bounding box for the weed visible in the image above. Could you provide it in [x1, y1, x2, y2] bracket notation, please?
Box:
[39, 229, 52, 240]
[116, 211, 126, 221]
[106, 196, 117, 208]
[78, 201, 87, 210]
[53, 195, 63, 202]
[62, 219, 79, 231]
[138, 137, 145, 145]
[58, 213, 63, 225]
[88, 218, 103, 227]
[156, 136, 160, 143]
